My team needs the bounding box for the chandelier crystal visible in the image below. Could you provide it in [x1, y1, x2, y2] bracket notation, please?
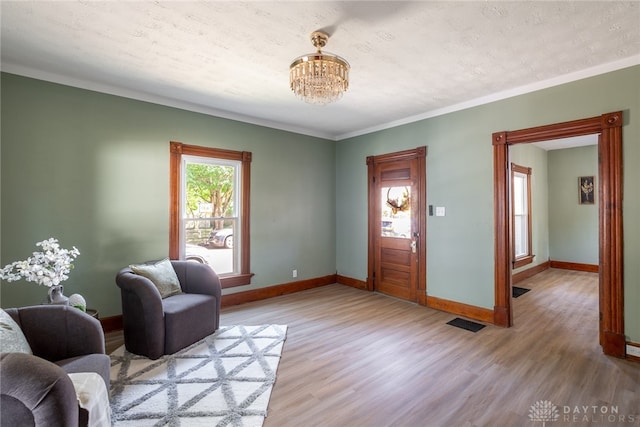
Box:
[289, 31, 350, 105]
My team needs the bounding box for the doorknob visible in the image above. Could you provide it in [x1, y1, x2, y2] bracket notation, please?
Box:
[410, 240, 417, 253]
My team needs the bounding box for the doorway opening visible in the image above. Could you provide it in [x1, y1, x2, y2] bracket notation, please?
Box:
[492, 111, 625, 357]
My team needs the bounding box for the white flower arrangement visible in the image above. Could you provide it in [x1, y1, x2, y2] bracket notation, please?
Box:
[0, 238, 80, 288]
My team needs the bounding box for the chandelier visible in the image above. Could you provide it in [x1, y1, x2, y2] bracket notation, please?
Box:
[289, 31, 350, 105]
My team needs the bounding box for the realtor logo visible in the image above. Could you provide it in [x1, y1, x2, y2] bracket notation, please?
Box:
[529, 400, 638, 424]
[529, 400, 560, 426]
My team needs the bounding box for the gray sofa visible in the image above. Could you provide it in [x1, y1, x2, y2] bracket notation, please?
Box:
[0, 305, 110, 427]
[115, 260, 222, 360]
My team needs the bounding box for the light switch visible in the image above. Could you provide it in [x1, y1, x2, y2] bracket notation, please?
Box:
[435, 206, 445, 217]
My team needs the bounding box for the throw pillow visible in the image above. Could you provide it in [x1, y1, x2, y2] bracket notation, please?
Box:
[130, 258, 182, 298]
[0, 309, 33, 354]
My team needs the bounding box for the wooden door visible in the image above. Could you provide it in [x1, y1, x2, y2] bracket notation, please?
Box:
[367, 147, 426, 303]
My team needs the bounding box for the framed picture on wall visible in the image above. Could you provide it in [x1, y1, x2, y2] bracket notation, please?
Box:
[579, 176, 595, 205]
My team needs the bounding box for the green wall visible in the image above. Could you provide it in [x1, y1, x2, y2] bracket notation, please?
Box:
[548, 146, 599, 265]
[1, 73, 336, 316]
[510, 143, 549, 273]
[336, 65, 640, 342]
[2, 65, 639, 343]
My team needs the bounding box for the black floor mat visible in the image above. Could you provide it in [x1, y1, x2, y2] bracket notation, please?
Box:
[446, 317, 486, 333]
[513, 286, 531, 298]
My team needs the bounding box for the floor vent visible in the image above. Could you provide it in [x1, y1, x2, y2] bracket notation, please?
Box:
[446, 317, 486, 333]
[513, 286, 531, 298]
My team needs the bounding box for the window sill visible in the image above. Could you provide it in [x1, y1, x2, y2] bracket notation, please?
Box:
[513, 255, 534, 269]
[220, 273, 254, 289]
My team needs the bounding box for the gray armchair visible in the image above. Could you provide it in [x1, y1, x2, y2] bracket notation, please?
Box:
[0, 305, 110, 427]
[115, 260, 221, 360]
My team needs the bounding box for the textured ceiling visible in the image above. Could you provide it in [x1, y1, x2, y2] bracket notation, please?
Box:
[1, 1, 639, 140]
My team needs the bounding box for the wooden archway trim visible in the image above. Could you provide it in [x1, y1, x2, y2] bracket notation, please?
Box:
[492, 111, 625, 358]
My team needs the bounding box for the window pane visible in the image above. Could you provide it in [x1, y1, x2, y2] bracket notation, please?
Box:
[183, 160, 238, 275]
[186, 162, 235, 217]
[381, 186, 411, 239]
[204, 220, 235, 274]
[514, 215, 528, 257]
[513, 174, 526, 215]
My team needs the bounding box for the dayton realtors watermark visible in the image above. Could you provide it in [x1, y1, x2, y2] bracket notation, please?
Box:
[529, 400, 638, 425]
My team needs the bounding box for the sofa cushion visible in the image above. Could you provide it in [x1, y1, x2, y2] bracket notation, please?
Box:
[0, 309, 32, 354]
[130, 258, 182, 298]
[163, 293, 217, 354]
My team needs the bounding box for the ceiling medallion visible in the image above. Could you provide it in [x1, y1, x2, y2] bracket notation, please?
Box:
[289, 31, 350, 105]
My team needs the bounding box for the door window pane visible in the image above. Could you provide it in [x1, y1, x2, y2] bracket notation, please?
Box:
[381, 186, 411, 239]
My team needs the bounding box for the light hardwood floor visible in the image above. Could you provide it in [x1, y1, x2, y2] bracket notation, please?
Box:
[106, 269, 640, 426]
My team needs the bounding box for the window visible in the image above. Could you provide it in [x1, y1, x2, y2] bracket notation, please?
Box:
[511, 163, 533, 268]
[381, 186, 412, 239]
[170, 142, 253, 288]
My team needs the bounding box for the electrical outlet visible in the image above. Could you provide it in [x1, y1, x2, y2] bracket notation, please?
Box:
[626, 344, 640, 357]
[292, 269, 298, 278]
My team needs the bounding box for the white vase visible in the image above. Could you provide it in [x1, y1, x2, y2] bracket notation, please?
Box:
[48, 284, 69, 305]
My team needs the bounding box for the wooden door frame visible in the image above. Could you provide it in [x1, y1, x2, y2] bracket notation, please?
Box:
[493, 111, 625, 357]
[367, 147, 427, 305]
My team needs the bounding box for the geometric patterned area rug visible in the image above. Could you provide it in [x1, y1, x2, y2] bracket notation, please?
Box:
[109, 325, 287, 427]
